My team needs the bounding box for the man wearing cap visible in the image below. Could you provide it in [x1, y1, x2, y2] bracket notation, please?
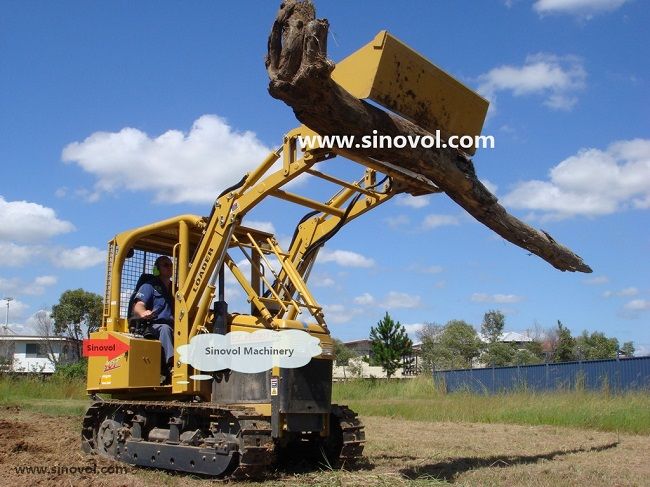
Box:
[132, 255, 175, 382]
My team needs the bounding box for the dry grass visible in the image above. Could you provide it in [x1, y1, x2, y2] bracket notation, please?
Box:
[2, 407, 649, 486]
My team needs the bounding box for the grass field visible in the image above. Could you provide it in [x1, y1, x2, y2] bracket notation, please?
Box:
[1, 374, 648, 434]
[3, 409, 649, 486]
[333, 377, 650, 434]
[0, 374, 88, 416]
[2, 375, 649, 486]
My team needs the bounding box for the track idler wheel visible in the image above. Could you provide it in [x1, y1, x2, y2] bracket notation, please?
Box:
[97, 419, 123, 458]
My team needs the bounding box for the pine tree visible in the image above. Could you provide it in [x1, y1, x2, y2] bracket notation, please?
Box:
[554, 320, 576, 362]
[369, 312, 412, 378]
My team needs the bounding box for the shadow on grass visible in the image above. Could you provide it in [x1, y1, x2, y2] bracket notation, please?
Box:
[274, 450, 375, 477]
[400, 442, 619, 482]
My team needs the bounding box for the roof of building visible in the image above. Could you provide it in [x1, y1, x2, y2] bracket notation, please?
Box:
[479, 331, 533, 343]
[0, 335, 78, 342]
[343, 339, 372, 346]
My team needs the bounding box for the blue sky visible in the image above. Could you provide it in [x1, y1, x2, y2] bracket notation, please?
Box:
[1, 1, 648, 353]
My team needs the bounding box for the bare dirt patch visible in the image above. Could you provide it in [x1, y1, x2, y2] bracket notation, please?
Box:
[1, 408, 648, 486]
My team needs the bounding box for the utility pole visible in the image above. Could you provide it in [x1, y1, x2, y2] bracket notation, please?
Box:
[3, 297, 14, 333]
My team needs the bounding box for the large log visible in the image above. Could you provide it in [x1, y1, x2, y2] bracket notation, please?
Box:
[265, 0, 591, 273]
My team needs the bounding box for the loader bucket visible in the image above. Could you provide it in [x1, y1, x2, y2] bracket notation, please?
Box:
[331, 30, 489, 155]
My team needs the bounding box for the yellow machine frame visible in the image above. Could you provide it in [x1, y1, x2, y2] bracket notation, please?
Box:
[88, 125, 440, 397]
[87, 30, 487, 403]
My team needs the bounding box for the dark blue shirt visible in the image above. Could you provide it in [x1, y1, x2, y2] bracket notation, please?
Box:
[134, 280, 173, 323]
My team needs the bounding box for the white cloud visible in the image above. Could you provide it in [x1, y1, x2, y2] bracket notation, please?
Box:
[0, 277, 20, 295]
[584, 275, 609, 285]
[312, 275, 336, 288]
[0, 243, 104, 269]
[0, 196, 102, 270]
[0, 242, 41, 267]
[29, 276, 58, 295]
[34, 275, 57, 287]
[386, 291, 421, 309]
[62, 114, 271, 204]
[481, 179, 499, 195]
[395, 194, 430, 209]
[0, 275, 58, 297]
[422, 214, 460, 229]
[407, 264, 444, 274]
[502, 139, 650, 220]
[533, 0, 629, 17]
[353, 291, 420, 309]
[23, 309, 53, 335]
[424, 266, 444, 274]
[618, 287, 639, 297]
[623, 299, 650, 311]
[318, 249, 375, 268]
[354, 293, 376, 306]
[385, 214, 410, 229]
[243, 220, 276, 235]
[1, 298, 29, 323]
[620, 299, 650, 319]
[53, 246, 105, 269]
[0, 196, 74, 243]
[478, 53, 586, 111]
[471, 293, 524, 304]
[322, 303, 363, 325]
[403, 323, 425, 337]
[604, 287, 639, 298]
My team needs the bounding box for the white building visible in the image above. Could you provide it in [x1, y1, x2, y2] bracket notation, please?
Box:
[0, 335, 79, 373]
[479, 331, 534, 347]
[338, 339, 421, 379]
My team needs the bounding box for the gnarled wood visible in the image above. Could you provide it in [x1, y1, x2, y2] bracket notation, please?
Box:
[265, 0, 591, 273]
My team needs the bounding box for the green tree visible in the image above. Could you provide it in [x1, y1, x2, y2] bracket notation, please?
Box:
[575, 331, 619, 360]
[523, 340, 545, 363]
[554, 320, 576, 362]
[480, 310, 509, 366]
[481, 310, 505, 343]
[512, 348, 543, 365]
[51, 289, 103, 359]
[369, 312, 412, 378]
[417, 322, 447, 372]
[621, 341, 635, 357]
[332, 338, 356, 366]
[440, 320, 483, 369]
[482, 341, 515, 367]
[419, 320, 483, 370]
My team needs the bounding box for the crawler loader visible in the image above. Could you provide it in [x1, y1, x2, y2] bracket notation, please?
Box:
[82, 31, 488, 476]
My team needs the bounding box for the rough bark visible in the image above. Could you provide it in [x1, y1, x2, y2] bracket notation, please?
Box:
[265, 0, 591, 273]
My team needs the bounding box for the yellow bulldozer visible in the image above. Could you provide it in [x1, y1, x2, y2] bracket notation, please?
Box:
[81, 31, 489, 476]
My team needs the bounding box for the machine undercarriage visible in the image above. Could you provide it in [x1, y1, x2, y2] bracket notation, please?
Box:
[82, 398, 364, 477]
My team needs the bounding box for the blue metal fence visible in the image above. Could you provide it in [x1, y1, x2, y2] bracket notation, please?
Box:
[433, 356, 650, 394]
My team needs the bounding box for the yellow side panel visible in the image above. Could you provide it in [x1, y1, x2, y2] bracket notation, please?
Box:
[86, 331, 161, 391]
[331, 30, 489, 155]
[229, 315, 334, 361]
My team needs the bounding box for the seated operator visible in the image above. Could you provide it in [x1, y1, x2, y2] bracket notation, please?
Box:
[132, 255, 175, 382]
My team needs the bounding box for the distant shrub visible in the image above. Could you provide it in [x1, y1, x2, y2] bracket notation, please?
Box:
[53, 359, 87, 381]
